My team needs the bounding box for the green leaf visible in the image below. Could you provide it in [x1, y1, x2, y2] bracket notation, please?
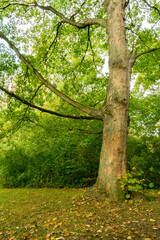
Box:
[126, 194, 131, 199]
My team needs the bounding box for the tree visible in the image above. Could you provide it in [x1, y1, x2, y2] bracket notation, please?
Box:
[0, 0, 159, 200]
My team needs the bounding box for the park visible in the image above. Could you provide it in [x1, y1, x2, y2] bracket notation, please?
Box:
[0, 0, 160, 239]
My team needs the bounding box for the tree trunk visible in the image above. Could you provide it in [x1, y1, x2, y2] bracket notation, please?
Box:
[96, 0, 135, 200]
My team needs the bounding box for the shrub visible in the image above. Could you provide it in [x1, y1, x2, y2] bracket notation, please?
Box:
[120, 167, 154, 199]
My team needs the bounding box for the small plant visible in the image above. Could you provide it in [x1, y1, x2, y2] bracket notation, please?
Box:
[120, 167, 153, 199]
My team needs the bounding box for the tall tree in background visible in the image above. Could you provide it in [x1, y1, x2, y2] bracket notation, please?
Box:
[0, 0, 159, 200]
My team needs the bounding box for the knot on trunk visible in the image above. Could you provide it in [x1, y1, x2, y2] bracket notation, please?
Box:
[115, 95, 128, 106]
[120, 98, 128, 105]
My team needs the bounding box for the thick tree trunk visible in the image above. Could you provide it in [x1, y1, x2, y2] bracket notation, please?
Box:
[96, 0, 135, 200]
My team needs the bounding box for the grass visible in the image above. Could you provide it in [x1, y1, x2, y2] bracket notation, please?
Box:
[0, 188, 160, 239]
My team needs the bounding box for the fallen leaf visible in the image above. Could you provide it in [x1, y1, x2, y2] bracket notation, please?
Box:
[54, 222, 63, 228]
[150, 219, 155, 222]
[55, 237, 65, 240]
[86, 224, 91, 228]
[152, 227, 158, 230]
[86, 213, 93, 217]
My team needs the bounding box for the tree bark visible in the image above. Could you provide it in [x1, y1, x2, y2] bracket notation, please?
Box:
[96, 0, 135, 200]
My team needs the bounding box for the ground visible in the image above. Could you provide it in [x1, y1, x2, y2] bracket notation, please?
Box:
[0, 188, 160, 240]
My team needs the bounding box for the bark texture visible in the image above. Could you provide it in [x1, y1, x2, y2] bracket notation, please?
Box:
[96, 0, 135, 200]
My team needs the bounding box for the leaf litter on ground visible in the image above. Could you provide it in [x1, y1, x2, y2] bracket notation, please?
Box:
[0, 188, 160, 239]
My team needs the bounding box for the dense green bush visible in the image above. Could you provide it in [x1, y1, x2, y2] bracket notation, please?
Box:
[127, 135, 160, 188]
[0, 122, 102, 188]
[0, 115, 159, 189]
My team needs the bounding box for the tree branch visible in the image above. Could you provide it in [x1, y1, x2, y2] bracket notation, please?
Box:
[125, 0, 130, 8]
[68, 127, 103, 134]
[0, 85, 101, 120]
[88, 27, 108, 79]
[34, 3, 107, 28]
[135, 48, 160, 59]
[70, 1, 86, 20]
[41, 21, 62, 64]
[78, 129, 103, 134]
[30, 83, 44, 103]
[71, 26, 90, 72]
[0, 31, 102, 119]
[0, 2, 107, 28]
[142, 0, 160, 16]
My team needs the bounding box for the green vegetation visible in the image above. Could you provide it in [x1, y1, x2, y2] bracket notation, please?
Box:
[0, 188, 160, 240]
[0, 115, 102, 188]
[0, 0, 160, 198]
[0, 123, 160, 192]
[0, 2, 159, 238]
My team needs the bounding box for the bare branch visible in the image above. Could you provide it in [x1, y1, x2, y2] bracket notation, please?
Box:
[0, 85, 102, 120]
[0, 31, 102, 118]
[135, 48, 160, 59]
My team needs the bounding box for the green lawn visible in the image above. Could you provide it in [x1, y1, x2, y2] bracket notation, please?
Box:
[0, 188, 160, 239]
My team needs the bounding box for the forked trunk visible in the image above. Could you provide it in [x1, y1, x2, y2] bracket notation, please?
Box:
[96, 0, 135, 200]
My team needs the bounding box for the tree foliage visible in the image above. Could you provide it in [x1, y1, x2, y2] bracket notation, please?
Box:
[0, 0, 159, 196]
